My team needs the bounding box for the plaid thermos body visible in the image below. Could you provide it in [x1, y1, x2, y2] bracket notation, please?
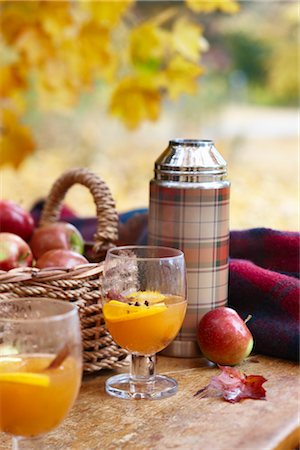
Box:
[148, 140, 230, 357]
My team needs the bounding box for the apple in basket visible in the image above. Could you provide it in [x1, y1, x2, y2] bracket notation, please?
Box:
[0, 200, 34, 241]
[29, 222, 84, 260]
[36, 249, 88, 269]
[197, 307, 254, 366]
[0, 232, 33, 271]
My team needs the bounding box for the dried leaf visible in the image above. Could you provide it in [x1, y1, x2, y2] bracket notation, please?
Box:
[194, 366, 267, 403]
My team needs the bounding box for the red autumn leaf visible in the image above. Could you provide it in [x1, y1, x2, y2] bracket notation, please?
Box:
[194, 365, 267, 403]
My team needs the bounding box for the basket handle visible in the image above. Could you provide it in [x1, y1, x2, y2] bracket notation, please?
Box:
[39, 168, 118, 259]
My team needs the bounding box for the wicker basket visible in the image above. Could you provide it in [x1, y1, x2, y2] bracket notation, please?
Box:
[0, 168, 128, 373]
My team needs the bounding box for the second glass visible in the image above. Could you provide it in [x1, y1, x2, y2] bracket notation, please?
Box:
[102, 245, 187, 400]
[0, 298, 82, 449]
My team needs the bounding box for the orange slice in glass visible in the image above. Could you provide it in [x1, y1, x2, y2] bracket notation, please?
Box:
[0, 372, 50, 387]
[127, 290, 166, 304]
[103, 300, 167, 323]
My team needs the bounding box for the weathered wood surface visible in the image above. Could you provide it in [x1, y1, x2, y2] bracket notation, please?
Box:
[1, 355, 299, 450]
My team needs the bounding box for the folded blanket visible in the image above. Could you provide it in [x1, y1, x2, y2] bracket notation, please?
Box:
[230, 228, 299, 277]
[30, 203, 299, 361]
[229, 258, 299, 361]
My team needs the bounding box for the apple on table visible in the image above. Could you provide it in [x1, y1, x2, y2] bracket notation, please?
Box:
[197, 306, 254, 366]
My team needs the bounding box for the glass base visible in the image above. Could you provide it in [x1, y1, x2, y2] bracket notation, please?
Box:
[12, 436, 43, 450]
[105, 373, 178, 400]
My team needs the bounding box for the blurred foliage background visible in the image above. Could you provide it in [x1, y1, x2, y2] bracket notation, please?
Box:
[0, 0, 298, 231]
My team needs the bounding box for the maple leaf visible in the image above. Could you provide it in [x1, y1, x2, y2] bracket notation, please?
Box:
[0, 109, 35, 168]
[129, 22, 171, 70]
[38, 2, 73, 41]
[109, 76, 161, 129]
[82, 1, 135, 28]
[161, 55, 204, 100]
[0, 64, 28, 98]
[0, 0, 240, 167]
[76, 22, 117, 83]
[14, 26, 54, 67]
[172, 18, 206, 63]
[194, 366, 267, 403]
[0, 3, 36, 45]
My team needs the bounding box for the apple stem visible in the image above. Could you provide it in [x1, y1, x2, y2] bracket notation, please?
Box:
[244, 314, 252, 325]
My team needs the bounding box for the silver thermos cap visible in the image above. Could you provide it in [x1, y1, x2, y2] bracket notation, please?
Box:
[154, 139, 227, 183]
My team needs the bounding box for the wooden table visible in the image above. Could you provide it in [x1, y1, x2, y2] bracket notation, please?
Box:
[1, 355, 299, 450]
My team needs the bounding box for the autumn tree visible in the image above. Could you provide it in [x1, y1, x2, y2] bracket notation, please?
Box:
[0, 0, 239, 167]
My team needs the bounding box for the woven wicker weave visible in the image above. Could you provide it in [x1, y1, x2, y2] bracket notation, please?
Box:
[0, 168, 128, 373]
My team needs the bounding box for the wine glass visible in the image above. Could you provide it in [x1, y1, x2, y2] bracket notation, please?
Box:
[102, 245, 187, 400]
[0, 298, 82, 449]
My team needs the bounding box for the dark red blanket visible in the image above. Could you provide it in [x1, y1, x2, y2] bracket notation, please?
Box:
[31, 204, 300, 361]
[229, 229, 299, 361]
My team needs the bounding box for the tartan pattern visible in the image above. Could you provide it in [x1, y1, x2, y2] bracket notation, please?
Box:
[228, 228, 300, 361]
[229, 257, 299, 361]
[148, 182, 230, 341]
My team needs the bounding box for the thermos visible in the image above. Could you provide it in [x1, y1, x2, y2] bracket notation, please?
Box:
[148, 139, 230, 357]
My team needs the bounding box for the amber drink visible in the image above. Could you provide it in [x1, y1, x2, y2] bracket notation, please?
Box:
[104, 293, 187, 355]
[0, 298, 82, 449]
[0, 354, 81, 437]
[102, 246, 187, 400]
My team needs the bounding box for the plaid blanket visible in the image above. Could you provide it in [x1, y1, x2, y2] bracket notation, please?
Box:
[229, 229, 299, 361]
[31, 204, 300, 361]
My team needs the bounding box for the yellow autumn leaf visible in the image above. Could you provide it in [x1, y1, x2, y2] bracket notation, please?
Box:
[161, 55, 204, 100]
[82, 1, 135, 28]
[15, 26, 54, 66]
[35, 20, 117, 109]
[0, 64, 27, 98]
[172, 18, 205, 63]
[0, 109, 35, 168]
[37, 1, 73, 42]
[0, 3, 38, 45]
[0, 0, 218, 162]
[76, 22, 117, 82]
[110, 76, 161, 129]
[57, 42, 93, 89]
[130, 22, 171, 69]
[185, 0, 240, 14]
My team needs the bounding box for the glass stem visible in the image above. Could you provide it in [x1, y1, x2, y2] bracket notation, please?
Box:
[130, 353, 156, 384]
[12, 436, 43, 450]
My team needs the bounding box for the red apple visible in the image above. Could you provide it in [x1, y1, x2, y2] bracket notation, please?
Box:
[29, 222, 84, 260]
[0, 232, 33, 270]
[36, 249, 88, 269]
[197, 307, 254, 366]
[0, 200, 34, 241]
